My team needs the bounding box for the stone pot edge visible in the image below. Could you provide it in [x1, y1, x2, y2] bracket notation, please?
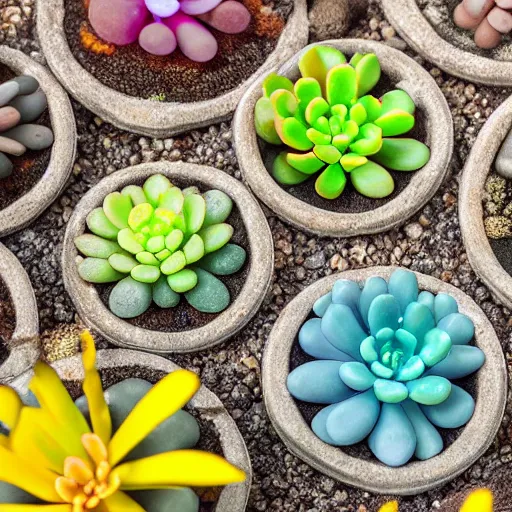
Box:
[0, 242, 40, 383]
[36, 0, 309, 138]
[233, 38, 453, 237]
[0, 46, 77, 237]
[382, 0, 512, 86]
[62, 161, 274, 353]
[261, 266, 507, 495]
[9, 348, 252, 510]
[459, 95, 512, 309]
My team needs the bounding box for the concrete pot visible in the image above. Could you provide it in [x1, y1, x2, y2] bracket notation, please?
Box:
[10, 348, 252, 511]
[233, 39, 453, 237]
[382, 0, 512, 86]
[0, 47, 76, 237]
[262, 267, 507, 495]
[0, 242, 39, 384]
[62, 162, 273, 353]
[36, 0, 309, 138]
[460, 96, 512, 309]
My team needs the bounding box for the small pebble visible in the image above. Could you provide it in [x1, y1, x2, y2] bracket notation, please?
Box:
[0, 152, 13, 179]
[0, 135, 26, 156]
[2, 124, 54, 150]
[9, 90, 48, 123]
[0, 81, 20, 107]
[0, 106, 21, 131]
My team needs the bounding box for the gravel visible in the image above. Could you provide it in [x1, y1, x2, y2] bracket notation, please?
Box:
[1, 0, 512, 510]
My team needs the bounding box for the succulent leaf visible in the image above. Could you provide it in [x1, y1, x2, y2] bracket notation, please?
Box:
[183, 194, 206, 234]
[199, 223, 234, 253]
[270, 89, 298, 119]
[298, 46, 347, 95]
[326, 64, 357, 107]
[340, 153, 368, 172]
[122, 185, 147, 206]
[294, 77, 322, 108]
[167, 269, 198, 293]
[349, 123, 383, 156]
[350, 161, 395, 198]
[79, 258, 125, 283]
[287, 152, 325, 174]
[159, 187, 185, 214]
[375, 109, 415, 137]
[355, 53, 381, 97]
[86, 208, 120, 241]
[109, 253, 138, 274]
[131, 264, 161, 283]
[305, 97, 330, 126]
[183, 234, 205, 264]
[103, 192, 133, 230]
[329, 115, 343, 136]
[118, 228, 145, 254]
[74, 234, 123, 259]
[272, 152, 310, 185]
[332, 134, 351, 153]
[313, 145, 342, 165]
[380, 90, 415, 116]
[202, 189, 233, 227]
[143, 174, 172, 207]
[255, 97, 281, 145]
[281, 117, 314, 151]
[315, 163, 347, 199]
[372, 138, 430, 171]
[262, 72, 294, 98]
[357, 95, 382, 122]
[136, 251, 160, 266]
[349, 52, 364, 67]
[306, 127, 331, 146]
[350, 103, 367, 126]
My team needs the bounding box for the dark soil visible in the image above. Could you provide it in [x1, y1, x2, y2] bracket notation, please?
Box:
[0, 64, 53, 211]
[490, 238, 512, 277]
[259, 71, 428, 213]
[63, 0, 292, 103]
[0, 278, 15, 366]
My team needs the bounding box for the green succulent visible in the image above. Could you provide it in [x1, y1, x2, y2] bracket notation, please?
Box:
[254, 45, 431, 200]
[74, 174, 247, 318]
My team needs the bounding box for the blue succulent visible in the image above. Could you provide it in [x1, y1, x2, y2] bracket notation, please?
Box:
[287, 269, 485, 467]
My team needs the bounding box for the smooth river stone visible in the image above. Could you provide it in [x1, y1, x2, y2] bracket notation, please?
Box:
[421, 385, 475, 429]
[313, 291, 332, 317]
[321, 303, 366, 361]
[0, 482, 39, 505]
[9, 90, 47, 123]
[434, 293, 458, 324]
[417, 290, 435, 315]
[437, 313, 475, 345]
[359, 276, 388, 329]
[197, 1, 251, 34]
[367, 294, 401, 335]
[13, 75, 39, 95]
[419, 328, 452, 367]
[0, 106, 20, 131]
[152, 275, 180, 308]
[402, 302, 435, 351]
[139, 23, 177, 56]
[425, 345, 485, 380]
[299, 318, 354, 361]
[3, 125, 53, 150]
[185, 268, 230, 313]
[373, 379, 409, 403]
[131, 488, 199, 512]
[287, 361, 355, 404]
[325, 389, 381, 445]
[368, 403, 416, 467]
[0, 152, 13, 179]
[144, 0, 180, 17]
[202, 189, 233, 227]
[0, 81, 20, 107]
[197, 244, 246, 276]
[407, 376, 451, 406]
[402, 400, 443, 461]
[331, 279, 364, 325]
[0, 136, 25, 156]
[496, 128, 512, 179]
[339, 361, 376, 391]
[109, 276, 152, 318]
[388, 269, 418, 314]
[311, 403, 340, 445]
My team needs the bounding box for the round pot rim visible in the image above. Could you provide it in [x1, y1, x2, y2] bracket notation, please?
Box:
[62, 161, 274, 353]
[36, 0, 309, 138]
[9, 348, 252, 511]
[0, 242, 39, 383]
[382, 0, 512, 86]
[233, 39, 453, 237]
[459, 95, 512, 309]
[261, 266, 507, 495]
[0, 46, 76, 237]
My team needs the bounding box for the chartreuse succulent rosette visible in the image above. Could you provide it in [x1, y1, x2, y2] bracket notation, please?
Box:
[74, 174, 247, 319]
[254, 45, 431, 200]
[287, 269, 485, 467]
[0, 332, 245, 511]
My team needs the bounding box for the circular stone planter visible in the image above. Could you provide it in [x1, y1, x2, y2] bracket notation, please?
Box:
[0, 46, 76, 237]
[0, 242, 39, 384]
[233, 39, 453, 237]
[36, 0, 308, 138]
[382, 0, 512, 86]
[262, 266, 507, 495]
[460, 95, 512, 310]
[9, 348, 252, 511]
[62, 161, 273, 353]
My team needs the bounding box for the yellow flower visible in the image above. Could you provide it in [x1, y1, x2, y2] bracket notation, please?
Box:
[0, 332, 245, 511]
[378, 489, 493, 512]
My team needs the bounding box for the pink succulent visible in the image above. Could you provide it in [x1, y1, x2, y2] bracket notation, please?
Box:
[88, 0, 251, 62]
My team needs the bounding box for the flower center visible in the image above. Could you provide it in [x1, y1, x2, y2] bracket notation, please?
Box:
[55, 434, 120, 511]
[379, 340, 404, 372]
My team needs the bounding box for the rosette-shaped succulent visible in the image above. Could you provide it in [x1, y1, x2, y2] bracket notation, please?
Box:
[0, 332, 245, 512]
[74, 174, 247, 319]
[287, 269, 485, 467]
[0, 75, 54, 180]
[88, 0, 251, 63]
[255, 46, 431, 200]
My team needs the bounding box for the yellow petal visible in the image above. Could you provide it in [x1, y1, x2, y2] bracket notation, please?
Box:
[0, 385, 22, 430]
[108, 370, 200, 466]
[0, 506, 72, 511]
[379, 502, 399, 512]
[0, 444, 62, 503]
[0, 433, 8, 447]
[460, 489, 493, 512]
[114, 450, 245, 490]
[100, 491, 146, 511]
[81, 332, 111, 445]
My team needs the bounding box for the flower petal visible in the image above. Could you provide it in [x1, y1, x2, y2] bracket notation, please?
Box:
[113, 450, 245, 489]
[108, 369, 200, 467]
[460, 489, 493, 512]
[81, 332, 112, 445]
[368, 294, 401, 336]
[100, 491, 146, 511]
[378, 502, 398, 512]
[0, 506, 72, 511]
[0, 386, 22, 431]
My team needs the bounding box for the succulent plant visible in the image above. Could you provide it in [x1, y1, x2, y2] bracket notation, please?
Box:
[287, 269, 485, 467]
[0, 75, 54, 180]
[0, 332, 245, 511]
[74, 174, 247, 319]
[88, 0, 251, 63]
[254, 45, 431, 200]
